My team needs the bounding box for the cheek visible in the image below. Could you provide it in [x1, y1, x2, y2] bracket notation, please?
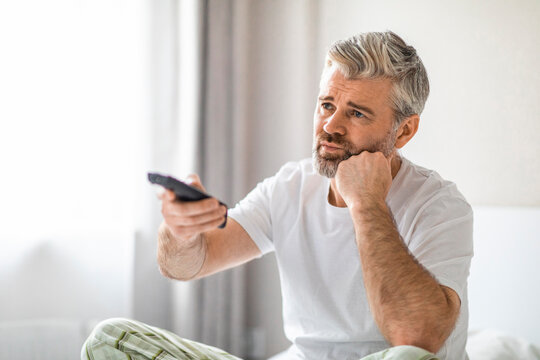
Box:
[344, 130, 371, 151]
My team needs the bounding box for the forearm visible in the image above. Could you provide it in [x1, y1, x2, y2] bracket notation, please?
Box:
[157, 222, 207, 281]
[351, 199, 456, 352]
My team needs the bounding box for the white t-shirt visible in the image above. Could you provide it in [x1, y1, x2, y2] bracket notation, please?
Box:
[229, 157, 473, 360]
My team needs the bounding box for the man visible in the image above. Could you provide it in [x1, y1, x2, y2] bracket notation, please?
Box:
[82, 31, 473, 360]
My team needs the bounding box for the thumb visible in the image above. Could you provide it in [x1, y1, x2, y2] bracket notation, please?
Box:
[185, 173, 206, 192]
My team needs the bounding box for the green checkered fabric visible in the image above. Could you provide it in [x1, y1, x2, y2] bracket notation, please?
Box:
[82, 318, 241, 360]
[81, 318, 438, 360]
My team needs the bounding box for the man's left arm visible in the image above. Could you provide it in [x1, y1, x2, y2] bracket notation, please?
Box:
[336, 152, 461, 354]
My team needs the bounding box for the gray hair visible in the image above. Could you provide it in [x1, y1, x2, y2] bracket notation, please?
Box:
[326, 31, 429, 127]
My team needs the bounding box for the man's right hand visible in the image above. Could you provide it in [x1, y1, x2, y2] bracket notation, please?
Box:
[156, 174, 261, 281]
[158, 174, 228, 244]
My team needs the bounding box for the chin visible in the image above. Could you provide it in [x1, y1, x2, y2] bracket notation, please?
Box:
[312, 153, 340, 178]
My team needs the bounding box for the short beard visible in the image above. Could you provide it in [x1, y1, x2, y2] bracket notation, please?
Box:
[312, 130, 397, 178]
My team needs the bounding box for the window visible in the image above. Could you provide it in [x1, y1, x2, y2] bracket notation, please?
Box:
[0, 0, 148, 241]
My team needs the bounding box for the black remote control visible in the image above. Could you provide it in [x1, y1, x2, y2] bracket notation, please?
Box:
[148, 172, 227, 229]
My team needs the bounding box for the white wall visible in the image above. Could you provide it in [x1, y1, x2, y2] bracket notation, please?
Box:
[240, 0, 540, 357]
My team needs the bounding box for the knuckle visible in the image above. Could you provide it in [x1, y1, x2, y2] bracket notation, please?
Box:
[173, 226, 188, 238]
[173, 203, 186, 216]
[213, 207, 223, 216]
[201, 200, 215, 212]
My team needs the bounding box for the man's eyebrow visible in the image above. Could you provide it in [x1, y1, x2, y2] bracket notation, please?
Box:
[318, 95, 334, 102]
[318, 96, 375, 116]
[347, 101, 375, 116]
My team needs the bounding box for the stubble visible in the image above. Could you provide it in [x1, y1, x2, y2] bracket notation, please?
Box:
[312, 130, 397, 178]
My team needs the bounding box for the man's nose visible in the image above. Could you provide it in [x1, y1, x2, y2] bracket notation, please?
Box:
[323, 112, 346, 135]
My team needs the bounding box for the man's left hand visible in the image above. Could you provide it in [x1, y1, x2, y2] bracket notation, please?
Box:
[335, 151, 393, 208]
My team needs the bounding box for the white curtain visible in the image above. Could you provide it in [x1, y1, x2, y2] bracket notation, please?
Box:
[195, 1, 250, 353]
[170, 0, 251, 357]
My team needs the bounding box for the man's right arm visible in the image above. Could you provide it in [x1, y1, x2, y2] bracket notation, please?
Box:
[156, 174, 261, 281]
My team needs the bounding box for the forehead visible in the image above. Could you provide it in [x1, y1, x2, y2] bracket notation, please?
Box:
[319, 67, 393, 109]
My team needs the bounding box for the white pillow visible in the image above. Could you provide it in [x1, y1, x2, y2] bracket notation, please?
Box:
[467, 329, 540, 360]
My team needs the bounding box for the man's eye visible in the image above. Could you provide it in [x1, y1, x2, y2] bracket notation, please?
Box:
[352, 110, 364, 118]
[322, 103, 333, 111]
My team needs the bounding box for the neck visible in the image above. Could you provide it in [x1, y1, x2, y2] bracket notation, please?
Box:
[328, 154, 402, 208]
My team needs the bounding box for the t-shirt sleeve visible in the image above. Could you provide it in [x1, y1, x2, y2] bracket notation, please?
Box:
[228, 175, 276, 255]
[407, 195, 474, 301]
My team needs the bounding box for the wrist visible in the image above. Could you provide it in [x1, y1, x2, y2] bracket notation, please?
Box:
[159, 222, 201, 248]
[349, 194, 387, 214]
[350, 197, 390, 237]
[157, 223, 207, 280]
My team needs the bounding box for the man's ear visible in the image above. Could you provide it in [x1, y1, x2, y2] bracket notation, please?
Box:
[395, 114, 419, 149]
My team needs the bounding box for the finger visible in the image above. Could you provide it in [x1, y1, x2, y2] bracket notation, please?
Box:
[155, 186, 166, 199]
[382, 150, 396, 169]
[185, 173, 206, 192]
[387, 153, 394, 167]
[164, 205, 226, 227]
[168, 216, 227, 238]
[162, 197, 220, 217]
[157, 188, 176, 201]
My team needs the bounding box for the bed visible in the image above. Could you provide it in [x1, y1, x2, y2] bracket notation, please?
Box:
[466, 206, 540, 359]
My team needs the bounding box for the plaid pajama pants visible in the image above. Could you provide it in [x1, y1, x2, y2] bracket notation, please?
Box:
[81, 318, 438, 360]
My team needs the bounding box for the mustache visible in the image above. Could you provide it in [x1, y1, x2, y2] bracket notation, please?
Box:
[316, 131, 395, 158]
[316, 133, 360, 158]
[318, 132, 347, 147]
